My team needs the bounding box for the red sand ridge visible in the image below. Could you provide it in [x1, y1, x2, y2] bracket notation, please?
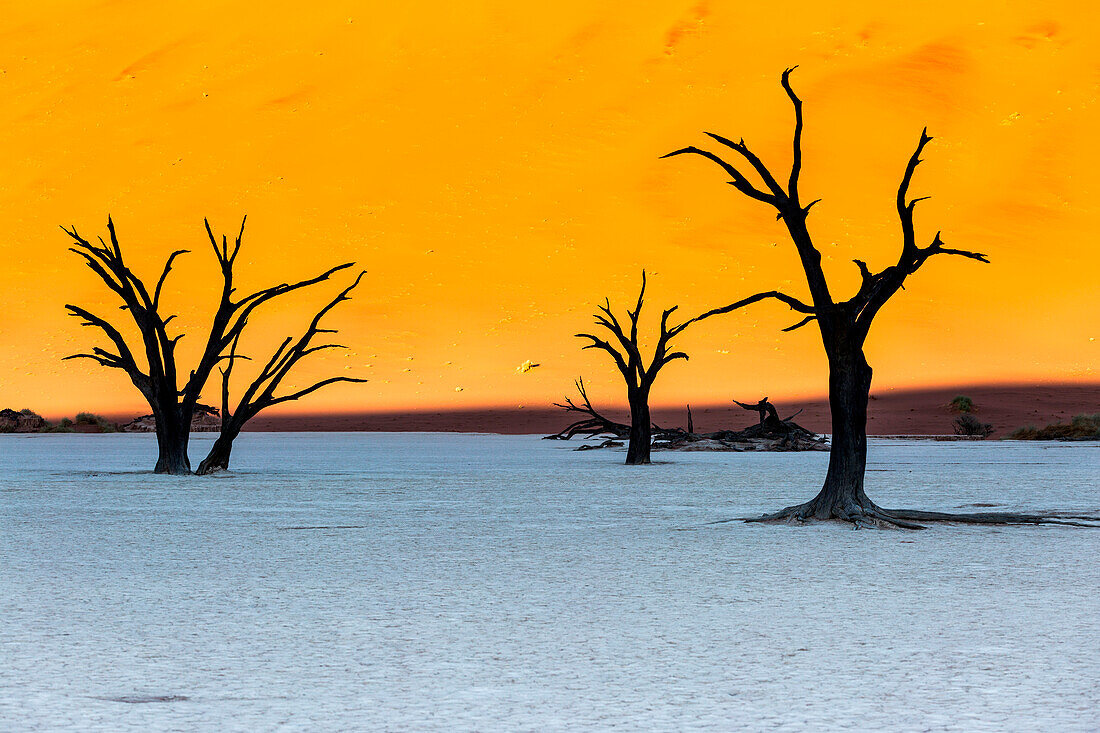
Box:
[232, 383, 1099, 436]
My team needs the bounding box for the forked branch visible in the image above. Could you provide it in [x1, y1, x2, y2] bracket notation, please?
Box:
[220, 271, 369, 425]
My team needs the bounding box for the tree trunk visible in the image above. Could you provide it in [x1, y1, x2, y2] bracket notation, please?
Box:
[804, 347, 872, 518]
[153, 413, 192, 475]
[196, 432, 237, 475]
[742, 345, 1100, 528]
[626, 386, 652, 465]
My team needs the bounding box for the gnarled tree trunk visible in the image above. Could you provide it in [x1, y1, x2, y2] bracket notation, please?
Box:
[154, 423, 191, 474]
[626, 386, 652, 465]
[151, 405, 192, 475]
[804, 345, 872, 518]
[195, 432, 236, 475]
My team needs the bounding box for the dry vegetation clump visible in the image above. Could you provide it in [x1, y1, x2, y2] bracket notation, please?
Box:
[1010, 414, 1100, 440]
[954, 413, 994, 438]
[74, 412, 118, 432]
[0, 409, 121, 433]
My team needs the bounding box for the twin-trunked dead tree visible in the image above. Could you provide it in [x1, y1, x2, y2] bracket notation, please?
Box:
[664, 68, 1099, 528]
[64, 217, 366, 475]
[574, 272, 709, 465]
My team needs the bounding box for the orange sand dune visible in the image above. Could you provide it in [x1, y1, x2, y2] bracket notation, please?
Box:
[1, 2, 1098, 417]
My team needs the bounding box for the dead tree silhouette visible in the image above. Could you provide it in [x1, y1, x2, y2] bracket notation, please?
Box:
[734, 397, 784, 430]
[64, 216, 361, 475]
[545, 377, 630, 440]
[195, 271, 368, 474]
[576, 272, 707, 465]
[664, 68, 1099, 528]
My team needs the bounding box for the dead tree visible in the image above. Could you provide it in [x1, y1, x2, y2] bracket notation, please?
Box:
[545, 377, 630, 440]
[64, 216, 354, 475]
[664, 68, 1100, 528]
[734, 397, 783, 430]
[576, 272, 704, 465]
[195, 272, 368, 474]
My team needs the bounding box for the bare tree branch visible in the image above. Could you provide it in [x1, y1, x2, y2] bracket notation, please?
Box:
[691, 290, 816, 326]
[780, 66, 803, 202]
[897, 128, 934, 257]
[220, 270, 368, 425]
[547, 377, 629, 440]
[659, 147, 777, 204]
[782, 315, 817, 332]
[153, 250, 189, 310]
[702, 131, 786, 200]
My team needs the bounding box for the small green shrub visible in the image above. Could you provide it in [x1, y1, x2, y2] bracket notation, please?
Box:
[949, 395, 974, 413]
[60, 417, 73, 427]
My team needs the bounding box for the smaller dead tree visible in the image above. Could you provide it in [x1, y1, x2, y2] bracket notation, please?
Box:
[545, 377, 630, 440]
[195, 272, 368, 474]
[575, 272, 706, 465]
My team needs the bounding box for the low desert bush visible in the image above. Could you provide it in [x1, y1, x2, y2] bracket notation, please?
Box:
[74, 412, 118, 432]
[954, 413, 993, 438]
[1010, 414, 1100, 440]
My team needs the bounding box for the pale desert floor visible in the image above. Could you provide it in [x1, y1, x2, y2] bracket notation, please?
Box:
[2, 433, 1098, 731]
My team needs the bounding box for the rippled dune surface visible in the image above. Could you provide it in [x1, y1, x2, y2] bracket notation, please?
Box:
[2, 434, 1098, 731]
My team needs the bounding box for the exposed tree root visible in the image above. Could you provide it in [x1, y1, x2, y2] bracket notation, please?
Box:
[731, 502, 1100, 530]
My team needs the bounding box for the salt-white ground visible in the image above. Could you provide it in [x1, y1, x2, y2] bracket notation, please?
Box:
[1, 434, 1098, 732]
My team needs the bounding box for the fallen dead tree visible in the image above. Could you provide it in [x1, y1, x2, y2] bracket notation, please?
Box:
[655, 398, 826, 452]
[548, 393, 827, 452]
[544, 378, 703, 444]
[544, 378, 630, 440]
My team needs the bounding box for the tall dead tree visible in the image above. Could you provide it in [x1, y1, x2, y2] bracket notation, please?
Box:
[576, 272, 703, 465]
[664, 68, 1100, 528]
[64, 217, 356, 475]
[195, 272, 368, 474]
